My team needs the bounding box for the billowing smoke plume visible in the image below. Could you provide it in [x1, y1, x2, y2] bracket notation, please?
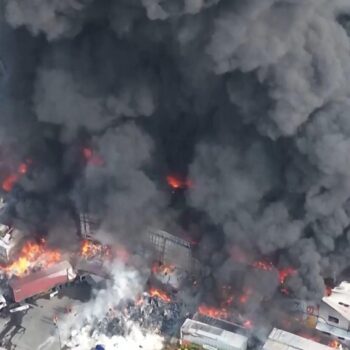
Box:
[1, 0, 350, 330]
[60, 262, 164, 349]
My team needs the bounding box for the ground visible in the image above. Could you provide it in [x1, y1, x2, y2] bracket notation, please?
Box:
[0, 282, 91, 350]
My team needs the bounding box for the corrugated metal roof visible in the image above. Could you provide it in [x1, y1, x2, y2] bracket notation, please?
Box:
[263, 328, 333, 350]
[181, 318, 248, 348]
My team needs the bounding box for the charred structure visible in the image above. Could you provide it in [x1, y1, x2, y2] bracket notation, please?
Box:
[1, 0, 350, 348]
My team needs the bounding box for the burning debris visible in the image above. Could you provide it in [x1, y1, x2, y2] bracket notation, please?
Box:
[80, 239, 111, 260]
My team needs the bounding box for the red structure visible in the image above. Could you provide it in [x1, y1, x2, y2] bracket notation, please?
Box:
[9, 260, 76, 303]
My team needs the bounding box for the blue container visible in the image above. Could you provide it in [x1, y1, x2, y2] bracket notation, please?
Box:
[95, 345, 105, 350]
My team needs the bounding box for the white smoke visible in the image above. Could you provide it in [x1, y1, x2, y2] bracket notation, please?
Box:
[65, 324, 164, 350]
[61, 261, 164, 350]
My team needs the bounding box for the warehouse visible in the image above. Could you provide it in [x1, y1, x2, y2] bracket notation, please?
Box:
[180, 318, 248, 350]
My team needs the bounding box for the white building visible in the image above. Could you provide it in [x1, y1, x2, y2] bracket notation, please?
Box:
[316, 281, 350, 343]
[0, 224, 25, 263]
[180, 318, 248, 350]
[263, 328, 334, 350]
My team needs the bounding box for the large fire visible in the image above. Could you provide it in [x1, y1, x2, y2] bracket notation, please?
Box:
[80, 239, 129, 262]
[2, 159, 32, 192]
[2, 240, 61, 277]
[80, 239, 110, 259]
[198, 305, 229, 320]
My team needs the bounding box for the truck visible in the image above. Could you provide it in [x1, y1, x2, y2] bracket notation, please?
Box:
[0, 260, 76, 310]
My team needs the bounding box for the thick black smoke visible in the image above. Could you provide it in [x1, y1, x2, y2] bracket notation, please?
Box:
[1, 0, 350, 325]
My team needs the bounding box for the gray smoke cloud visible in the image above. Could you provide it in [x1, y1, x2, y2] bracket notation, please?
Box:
[1, 0, 350, 334]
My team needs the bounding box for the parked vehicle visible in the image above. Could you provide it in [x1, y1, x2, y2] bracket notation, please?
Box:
[0, 260, 76, 310]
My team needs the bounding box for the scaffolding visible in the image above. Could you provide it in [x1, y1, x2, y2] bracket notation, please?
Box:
[146, 229, 200, 273]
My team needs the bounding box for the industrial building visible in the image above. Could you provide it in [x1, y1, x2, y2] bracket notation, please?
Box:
[263, 328, 334, 350]
[146, 229, 200, 273]
[316, 281, 350, 342]
[180, 318, 248, 350]
[0, 224, 25, 264]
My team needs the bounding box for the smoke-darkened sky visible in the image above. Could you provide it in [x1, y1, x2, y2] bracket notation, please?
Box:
[1, 0, 350, 308]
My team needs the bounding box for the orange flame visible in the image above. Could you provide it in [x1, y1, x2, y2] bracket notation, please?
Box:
[80, 239, 110, 259]
[2, 159, 31, 192]
[152, 263, 175, 275]
[149, 288, 172, 303]
[166, 175, 192, 190]
[329, 340, 341, 348]
[198, 305, 229, 319]
[279, 267, 297, 284]
[2, 241, 61, 277]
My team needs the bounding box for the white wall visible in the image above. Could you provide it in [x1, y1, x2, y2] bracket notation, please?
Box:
[319, 302, 349, 331]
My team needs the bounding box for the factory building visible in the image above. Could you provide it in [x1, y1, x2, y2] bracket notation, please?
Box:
[263, 328, 334, 350]
[316, 281, 350, 342]
[180, 318, 248, 350]
[0, 224, 25, 264]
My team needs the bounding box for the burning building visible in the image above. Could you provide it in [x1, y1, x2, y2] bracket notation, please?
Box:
[1, 0, 350, 348]
[180, 318, 248, 350]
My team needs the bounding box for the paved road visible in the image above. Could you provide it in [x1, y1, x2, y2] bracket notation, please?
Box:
[0, 283, 91, 350]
